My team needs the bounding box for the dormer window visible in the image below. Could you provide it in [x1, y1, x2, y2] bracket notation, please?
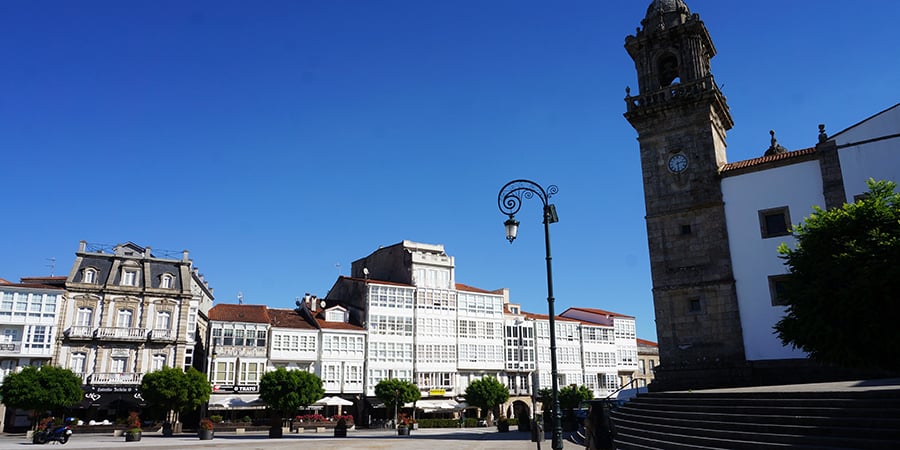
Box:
[121, 270, 138, 286]
[325, 309, 347, 323]
[510, 306, 520, 315]
[160, 274, 174, 289]
[83, 268, 97, 284]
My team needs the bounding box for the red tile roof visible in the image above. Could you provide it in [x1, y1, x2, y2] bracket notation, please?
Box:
[637, 338, 658, 347]
[209, 304, 271, 323]
[455, 283, 497, 294]
[0, 278, 10, 284]
[315, 317, 365, 331]
[720, 147, 816, 173]
[563, 307, 633, 319]
[521, 311, 580, 322]
[267, 308, 317, 330]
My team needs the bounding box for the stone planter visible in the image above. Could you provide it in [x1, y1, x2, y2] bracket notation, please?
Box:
[125, 430, 142, 442]
[397, 426, 410, 436]
[199, 429, 214, 440]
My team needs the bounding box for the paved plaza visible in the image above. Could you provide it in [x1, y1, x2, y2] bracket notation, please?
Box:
[0, 428, 584, 450]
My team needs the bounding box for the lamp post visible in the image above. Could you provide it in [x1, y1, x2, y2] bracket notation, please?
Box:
[498, 179, 563, 450]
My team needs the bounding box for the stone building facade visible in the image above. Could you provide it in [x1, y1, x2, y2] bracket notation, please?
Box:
[56, 241, 214, 419]
[625, 0, 900, 390]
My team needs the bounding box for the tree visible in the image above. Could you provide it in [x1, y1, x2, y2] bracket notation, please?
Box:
[374, 379, 420, 425]
[140, 366, 211, 427]
[558, 384, 593, 410]
[259, 368, 324, 437]
[463, 376, 508, 424]
[0, 366, 82, 429]
[775, 178, 900, 371]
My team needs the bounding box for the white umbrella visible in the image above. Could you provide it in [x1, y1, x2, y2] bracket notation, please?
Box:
[313, 396, 354, 415]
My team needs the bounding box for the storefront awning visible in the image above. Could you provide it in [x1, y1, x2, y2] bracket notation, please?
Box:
[406, 399, 462, 411]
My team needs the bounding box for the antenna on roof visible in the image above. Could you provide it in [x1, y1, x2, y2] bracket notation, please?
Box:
[335, 263, 342, 276]
[237, 292, 244, 305]
[46, 258, 56, 276]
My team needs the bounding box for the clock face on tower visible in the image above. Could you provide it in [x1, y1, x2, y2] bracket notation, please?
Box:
[668, 153, 688, 173]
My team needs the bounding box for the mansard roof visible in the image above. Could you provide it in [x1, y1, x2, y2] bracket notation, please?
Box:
[208, 304, 270, 323]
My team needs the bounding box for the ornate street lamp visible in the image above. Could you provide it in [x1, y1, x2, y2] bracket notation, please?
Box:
[497, 179, 562, 450]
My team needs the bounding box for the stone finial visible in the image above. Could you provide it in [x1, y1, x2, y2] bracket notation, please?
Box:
[764, 129, 788, 156]
[818, 124, 828, 143]
[625, 86, 631, 96]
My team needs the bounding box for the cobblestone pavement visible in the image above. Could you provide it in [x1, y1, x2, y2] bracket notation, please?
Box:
[0, 428, 584, 450]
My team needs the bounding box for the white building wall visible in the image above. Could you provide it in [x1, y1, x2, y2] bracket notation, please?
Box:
[319, 329, 366, 394]
[722, 160, 823, 360]
[365, 284, 415, 396]
[836, 105, 900, 199]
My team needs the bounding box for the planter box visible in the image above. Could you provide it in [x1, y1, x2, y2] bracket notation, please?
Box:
[124, 431, 142, 442]
[199, 429, 214, 440]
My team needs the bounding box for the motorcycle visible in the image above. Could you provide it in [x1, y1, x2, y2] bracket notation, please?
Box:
[32, 418, 74, 445]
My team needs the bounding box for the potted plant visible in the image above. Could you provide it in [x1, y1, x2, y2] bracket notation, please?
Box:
[199, 418, 214, 440]
[397, 414, 412, 436]
[497, 415, 510, 432]
[333, 418, 348, 437]
[124, 412, 142, 442]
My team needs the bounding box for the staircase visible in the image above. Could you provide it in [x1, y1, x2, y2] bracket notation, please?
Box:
[609, 384, 900, 449]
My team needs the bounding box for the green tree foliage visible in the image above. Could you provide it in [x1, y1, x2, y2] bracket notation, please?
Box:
[0, 366, 82, 428]
[775, 179, 900, 371]
[463, 376, 509, 423]
[558, 384, 593, 410]
[140, 366, 212, 423]
[258, 368, 324, 416]
[374, 378, 420, 414]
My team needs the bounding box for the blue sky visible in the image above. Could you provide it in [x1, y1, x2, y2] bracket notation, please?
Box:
[3, 1, 898, 342]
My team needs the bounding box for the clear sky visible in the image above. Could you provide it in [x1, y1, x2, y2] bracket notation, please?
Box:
[3, 1, 898, 342]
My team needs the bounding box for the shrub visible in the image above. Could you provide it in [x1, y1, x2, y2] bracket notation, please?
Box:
[240, 415, 252, 423]
[209, 415, 223, 423]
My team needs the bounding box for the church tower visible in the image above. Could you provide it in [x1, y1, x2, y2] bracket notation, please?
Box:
[624, 0, 749, 389]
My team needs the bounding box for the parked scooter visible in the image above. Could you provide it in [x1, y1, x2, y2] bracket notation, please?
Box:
[32, 417, 74, 444]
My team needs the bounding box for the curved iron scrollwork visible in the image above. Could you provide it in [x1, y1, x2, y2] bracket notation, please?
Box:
[497, 179, 558, 217]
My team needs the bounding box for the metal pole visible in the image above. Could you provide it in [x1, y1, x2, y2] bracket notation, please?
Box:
[544, 206, 563, 450]
[497, 180, 562, 450]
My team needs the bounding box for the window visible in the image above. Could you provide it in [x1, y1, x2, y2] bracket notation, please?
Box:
[156, 311, 171, 330]
[121, 269, 139, 286]
[83, 268, 97, 284]
[152, 354, 166, 371]
[27, 326, 48, 349]
[160, 274, 173, 289]
[183, 347, 193, 371]
[116, 309, 133, 328]
[239, 361, 263, 383]
[110, 357, 127, 373]
[70, 353, 86, 375]
[639, 359, 646, 375]
[759, 206, 791, 238]
[76, 307, 93, 327]
[688, 298, 702, 313]
[768, 274, 791, 306]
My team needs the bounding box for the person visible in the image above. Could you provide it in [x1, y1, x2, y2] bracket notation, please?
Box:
[458, 411, 465, 428]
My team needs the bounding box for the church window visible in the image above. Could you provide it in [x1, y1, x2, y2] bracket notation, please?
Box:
[680, 224, 692, 235]
[759, 206, 791, 238]
[768, 275, 791, 306]
[688, 298, 702, 313]
[657, 52, 680, 87]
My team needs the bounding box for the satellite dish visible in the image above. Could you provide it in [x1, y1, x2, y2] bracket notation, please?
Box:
[319, 300, 327, 309]
[363, 267, 369, 279]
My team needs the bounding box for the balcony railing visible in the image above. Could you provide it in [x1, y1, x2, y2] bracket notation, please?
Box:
[65, 326, 94, 340]
[95, 327, 147, 341]
[90, 372, 144, 385]
[148, 329, 176, 342]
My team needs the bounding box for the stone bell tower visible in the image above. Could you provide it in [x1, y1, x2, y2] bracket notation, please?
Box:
[624, 0, 749, 390]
